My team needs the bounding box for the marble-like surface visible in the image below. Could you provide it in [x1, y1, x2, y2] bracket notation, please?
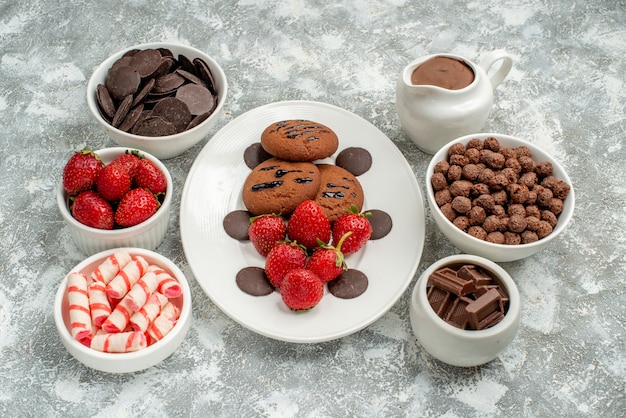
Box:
[1, 1, 624, 416]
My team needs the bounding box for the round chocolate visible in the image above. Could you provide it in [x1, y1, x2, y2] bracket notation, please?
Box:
[223, 210, 251, 240]
[236, 267, 274, 296]
[367, 209, 393, 240]
[187, 112, 211, 130]
[328, 269, 368, 299]
[193, 57, 216, 94]
[175, 83, 215, 116]
[152, 97, 192, 132]
[243, 142, 273, 169]
[178, 54, 197, 74]
[132, 78, 155, 107]
[96, 84, 116, 118]
[106, 65, 141, 100]
[153, 71, 186, 94]
[176, 68, 208, 88]
[118, 103, 144, 132]
[335, 147, 373, 176]
[111, 94, 133, 128]
[133, 116, 177, 137]
[129, 48, 162, 78]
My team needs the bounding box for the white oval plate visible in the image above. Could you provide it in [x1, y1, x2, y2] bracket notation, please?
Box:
[180, 100, 425, 343]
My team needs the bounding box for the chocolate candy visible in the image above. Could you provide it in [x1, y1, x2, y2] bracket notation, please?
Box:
[236, 267, 274, 296]
[426, 264, 508, 330]
[429, 267, 475, 296]
[327, 269, 368, 299]
[222, 210, 252, 241]
[96, 48, 219, 136]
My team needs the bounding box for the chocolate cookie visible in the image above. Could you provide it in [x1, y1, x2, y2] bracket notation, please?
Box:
[260, 120, 339, 162]
[314, 164, 364, 222]
[242, 157, 321, 216]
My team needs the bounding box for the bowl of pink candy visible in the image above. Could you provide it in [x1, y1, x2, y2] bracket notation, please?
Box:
[54, 247, 192, 373]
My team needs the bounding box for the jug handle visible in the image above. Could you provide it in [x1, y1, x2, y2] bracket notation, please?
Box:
[478, 50, 513, 90]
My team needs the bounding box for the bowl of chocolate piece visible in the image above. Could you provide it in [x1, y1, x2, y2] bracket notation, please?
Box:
[87, 42, 227, 159]
[409, 254, 521, 367]
[426, 133, 574, 262]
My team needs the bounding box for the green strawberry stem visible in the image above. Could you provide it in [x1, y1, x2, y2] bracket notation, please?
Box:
[316, 231, 352, 268]
[346, 204, 371, 218]
[249, 213, 282, 224]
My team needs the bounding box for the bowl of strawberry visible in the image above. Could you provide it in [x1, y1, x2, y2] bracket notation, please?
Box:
[57, 147, 172, 256]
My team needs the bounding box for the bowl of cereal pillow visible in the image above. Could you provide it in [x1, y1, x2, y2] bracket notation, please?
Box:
[426, 133, 574, 262]
[86, 42, 227, 159]
[54, 247, 192, 373]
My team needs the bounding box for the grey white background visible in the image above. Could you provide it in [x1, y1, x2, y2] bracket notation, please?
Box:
[0, 0, 624, 416]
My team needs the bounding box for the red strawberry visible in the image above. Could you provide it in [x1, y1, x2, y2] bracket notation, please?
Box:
[287, 200, 331, 251]
[115, 188, 160, 227]
[280, 268, 324, 311]
[111, 150, 142, 178]
[305, 233, 350, 283]
[71, 190, 114, 230]
[134, 158, 167, 194]
[331, 205, 372, 254]
[248, 214, 287, 256]
[62, 149, 104, 195]
[264, 241, 307, 289]
[96, 163, 132, 202]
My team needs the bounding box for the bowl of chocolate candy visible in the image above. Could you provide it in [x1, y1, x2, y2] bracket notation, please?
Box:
[426, 133, 574, 262]
[87, 42, 227, 159]
[54, 247, 192, 373]
[409, 254, 521, 367]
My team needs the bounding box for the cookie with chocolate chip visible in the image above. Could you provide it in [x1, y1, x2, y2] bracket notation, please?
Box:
[314, 164, 364, 222]
[260, 119, 339, 162]
[242, 157, 321, 216]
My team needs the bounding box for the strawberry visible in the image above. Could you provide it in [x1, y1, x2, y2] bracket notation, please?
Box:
[331, 205, 372, 254]
[62, 149, 104, 195]
[280, 268, 324, 311]
[115, 188, 160, 227]
[287, 200, 331, 251]
[134, 158, 167, 194]
[305, 233, 350, 283]
[248, 214, 287, 256]
[71, 190, 114, 230]
[264, 241, 307, 289]
[111, 149, 142, 178]
[96, 163, 132, 202]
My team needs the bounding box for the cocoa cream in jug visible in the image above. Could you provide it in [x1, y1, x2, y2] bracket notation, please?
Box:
[411, 56, 474, 90]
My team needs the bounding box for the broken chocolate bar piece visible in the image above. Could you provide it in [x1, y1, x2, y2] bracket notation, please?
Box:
[457, 265, 492, 287]
[429, 267, 475, 296]
[444, 296, 472, 329]
[475, 284, 510, 307]
[466, 288, 504, 330]
[427, 285, 453, 317]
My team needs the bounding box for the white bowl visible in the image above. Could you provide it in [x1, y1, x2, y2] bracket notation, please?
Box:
[54, 247, 192, 373]
[57, 147, 172, 256]
[86, 42, 228, 159]
[409, 254, 521, 367]
[426, 133, 575, 262]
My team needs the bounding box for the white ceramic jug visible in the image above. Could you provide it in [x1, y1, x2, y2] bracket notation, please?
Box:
[396, 51, 513, 154]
